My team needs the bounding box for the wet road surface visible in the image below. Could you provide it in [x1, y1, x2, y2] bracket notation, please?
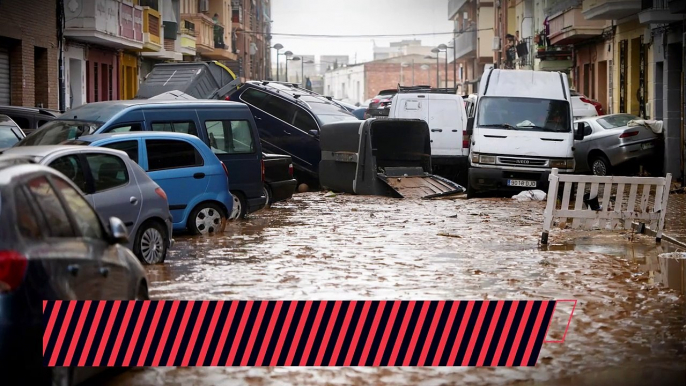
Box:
[104, 193, 686, 385]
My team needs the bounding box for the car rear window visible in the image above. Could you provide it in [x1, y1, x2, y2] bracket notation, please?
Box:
[596, 114, 639, 129]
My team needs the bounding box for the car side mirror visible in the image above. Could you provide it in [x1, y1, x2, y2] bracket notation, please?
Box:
[574, 122, 585, 141]
[466, 117, 474, 136]
[309, 130, 320, 138]
[108, 217, 129, 244]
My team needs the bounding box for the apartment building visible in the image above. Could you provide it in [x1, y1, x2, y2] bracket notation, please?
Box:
[448, 0, 494, 94]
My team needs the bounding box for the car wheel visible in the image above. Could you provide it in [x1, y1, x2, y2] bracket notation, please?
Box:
[136, 282, 149, 301]
[263, 185, 272, 207]
[229, 192, 247, 220]
[133, 222, 167, 264]
[590, 155, 611, 176]
[189, 202, 225, 234]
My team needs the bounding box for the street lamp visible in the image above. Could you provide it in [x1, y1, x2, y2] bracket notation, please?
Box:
[300, 59, 315, 88]
[429, 49, 440, 86]
[272, 43, 283, 81]
[283, 51, 294, 82]
[436, 44, 449, 88]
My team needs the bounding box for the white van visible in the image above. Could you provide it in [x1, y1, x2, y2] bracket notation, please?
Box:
[389, 87, 469, 184]
[466, 69, 585, 198]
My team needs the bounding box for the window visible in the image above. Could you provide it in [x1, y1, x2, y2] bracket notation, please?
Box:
[102, 140, 139, 163]
[205, 120, 255, 154]
[48, 155, 88, 193]
[262, 95, 294, 122]
[151, 121, 198, 136]
[292, 109, 318, 134]
[583, 123, 593, 136]
[14, 188, 43, 240]
[108, 123, 144, 133]
[51, 177, 103, 239]
[476, 97, 572, 133]
[16, 120, 99, 147]
[0, 126, 22, 148]
[8, 116, 30, 130]
[26, 176, 75, 238]
[240, 88, 270, 107]
[145, 139, 203, 171]
[596, 114, 640, 130]
[84, 153, 129, 192]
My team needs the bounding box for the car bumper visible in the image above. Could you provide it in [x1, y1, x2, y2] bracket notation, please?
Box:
[469, 167, 567, 193]
[268, 178, 298, 203]
[246, 195, 267, 214]
[607, 141, 657, 166]
[432, 155, 469, 167]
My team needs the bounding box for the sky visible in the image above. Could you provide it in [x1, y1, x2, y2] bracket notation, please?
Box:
[270, 0, 454, 65]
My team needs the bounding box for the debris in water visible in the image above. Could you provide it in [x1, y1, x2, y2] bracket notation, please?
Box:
[438, 232, 462, 238]
[324, 191, 337, 198]
[298, 183, 309, 193]
[512, 190, 547, 201]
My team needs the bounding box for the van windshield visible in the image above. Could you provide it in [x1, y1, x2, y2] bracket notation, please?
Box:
[477, 97, 571, 133]
[15, 120, 101, 146]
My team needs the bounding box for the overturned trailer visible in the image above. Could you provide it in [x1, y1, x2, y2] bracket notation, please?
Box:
[319, 119, 465, 198]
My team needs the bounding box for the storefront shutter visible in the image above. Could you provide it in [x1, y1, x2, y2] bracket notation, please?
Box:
[0, 47, 10, 105]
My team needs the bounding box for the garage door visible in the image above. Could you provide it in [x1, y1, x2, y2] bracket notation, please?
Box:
[0, 47, 9, 105]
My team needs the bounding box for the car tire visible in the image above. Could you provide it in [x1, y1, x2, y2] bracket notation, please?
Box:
[263, 184, 272, 207]
[133, 221, 167, 265]
[136, 281, 149, 300]
[188, 202, 226, 234]
[229, 192, 248, 220]
[590, 154, 611, 176]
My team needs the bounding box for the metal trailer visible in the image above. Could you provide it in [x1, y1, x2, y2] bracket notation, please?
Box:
[319, 118, 465, 199]
[135, 61, 240, 100]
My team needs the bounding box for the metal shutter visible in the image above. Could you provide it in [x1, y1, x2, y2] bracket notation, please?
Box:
[0, 47, 9, 105]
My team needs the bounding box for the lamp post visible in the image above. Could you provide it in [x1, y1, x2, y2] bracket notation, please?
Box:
[420, 64, 430, 86]
[272, 43, 283, 81]
[437, 44, 449, 88]
[290, 56, 301, 84]
[283, 51, 293, 82]
[429, 49, 440, 86]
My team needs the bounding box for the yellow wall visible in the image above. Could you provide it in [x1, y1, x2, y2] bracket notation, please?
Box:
[120, 53, 139, 100]
[613, 19, 651, 116]
[478, 6, 495, 60]
[507, 5, 517, 36]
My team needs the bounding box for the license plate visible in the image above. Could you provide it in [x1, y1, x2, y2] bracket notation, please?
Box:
[641, 142, 654, 150]
[508, 180, 537, 188]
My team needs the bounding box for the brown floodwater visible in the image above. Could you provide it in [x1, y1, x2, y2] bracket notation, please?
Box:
[103, 193, 686, 386]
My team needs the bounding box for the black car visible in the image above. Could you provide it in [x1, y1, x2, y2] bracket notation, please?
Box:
[0, 114, 25, 149]
[224, 81, 359, 185]
[0, 105, 61, 136]
[365, 89, 396, 119]
[0, 157, 149, 385]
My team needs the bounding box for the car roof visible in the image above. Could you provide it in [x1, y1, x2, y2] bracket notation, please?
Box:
[0, 158, 60, 186]
[75, 131, 205, 143]
[0, 105, 61, 116]
[243, 81, 341, 104]
[56, 99, 248, 121]
[1, 145, 127, 159]
[0, 114, 17, 124]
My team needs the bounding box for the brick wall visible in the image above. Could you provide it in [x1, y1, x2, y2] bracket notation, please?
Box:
[0, 0, 58, 109]
[365, 62, 457, 100]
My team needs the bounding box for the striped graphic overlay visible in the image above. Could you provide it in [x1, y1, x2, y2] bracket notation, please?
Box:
[43, 300, 558, 367]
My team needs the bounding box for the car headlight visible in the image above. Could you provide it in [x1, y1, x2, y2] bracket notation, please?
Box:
[479, 155, 496, 164]
[550, 159, 574, 169]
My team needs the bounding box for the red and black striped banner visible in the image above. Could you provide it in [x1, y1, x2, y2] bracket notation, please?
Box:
[43, 300, 561, 367]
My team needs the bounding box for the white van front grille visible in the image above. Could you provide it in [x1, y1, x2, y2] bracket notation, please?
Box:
[498, 157, 548, 167]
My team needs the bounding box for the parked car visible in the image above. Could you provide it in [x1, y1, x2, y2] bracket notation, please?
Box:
[63, 132, 234, 235]
[14, 99, 265, 219]
[0, 157, 148, 385]
[570, 90, 603, 120]
[0, 114, 25, 149]
[351, 107, 367, 120]
[223, 81, 359, 185]
[0, 145, 173, 264]
[573, 114, 659, 176]
[263, 153, 297, 205]
[0, 105, 60, 136]
[365, 89, 396, 119]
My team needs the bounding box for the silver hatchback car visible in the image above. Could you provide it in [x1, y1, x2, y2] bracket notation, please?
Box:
[1, 146, 173, 264]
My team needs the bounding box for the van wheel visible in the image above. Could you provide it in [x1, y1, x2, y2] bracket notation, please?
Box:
[133, 221, 167, 264]
[189, 202, 225, 234]
[229, 192, 247, 220]
[263, 185, 272, 207]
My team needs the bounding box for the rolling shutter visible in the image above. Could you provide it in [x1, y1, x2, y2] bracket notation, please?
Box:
[0, 47, 10, 105]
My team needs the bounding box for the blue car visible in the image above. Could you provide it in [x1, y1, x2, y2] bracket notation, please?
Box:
[67, 132, 233, 235]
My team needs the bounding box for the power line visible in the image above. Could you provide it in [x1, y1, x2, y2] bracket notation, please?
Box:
[242, 31, 457, 38]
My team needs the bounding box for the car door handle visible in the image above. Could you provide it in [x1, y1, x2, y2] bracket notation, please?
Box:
[431, 129, 443, 132]
[67, 264, 80, 276]
[130, 196, 138, 205]
[99, 267, 110, 278]
[254, 116, 262, 121]
[283, 130, 291, 135]
[194, 173, 206, 179]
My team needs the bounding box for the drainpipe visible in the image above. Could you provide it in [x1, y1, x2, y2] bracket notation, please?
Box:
[57, 0, 66, 112]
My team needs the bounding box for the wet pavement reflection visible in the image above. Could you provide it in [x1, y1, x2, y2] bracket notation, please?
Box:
[106, 193, 686, 385]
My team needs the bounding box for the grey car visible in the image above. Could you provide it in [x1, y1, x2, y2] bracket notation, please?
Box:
[574, 114, 660, 176]
[0, 114, 25, 149]
[1, 146, 174, 264]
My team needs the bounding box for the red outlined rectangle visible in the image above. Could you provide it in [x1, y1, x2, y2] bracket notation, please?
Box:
[543, 300, 577, 344]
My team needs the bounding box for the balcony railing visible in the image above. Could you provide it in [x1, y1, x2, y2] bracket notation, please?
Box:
[454, 30, 476, 59]
[181, 20, 196, 36]
[143, 8, 161, 46]
[545, 0, 583, 16]
[214, 24, 225, 49]
[448, 0, 468, 19]
[639, 0, 683, 23]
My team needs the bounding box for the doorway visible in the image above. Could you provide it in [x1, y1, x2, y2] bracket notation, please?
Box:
[69, 58, 83, 108]
[598, 60, 608, 114]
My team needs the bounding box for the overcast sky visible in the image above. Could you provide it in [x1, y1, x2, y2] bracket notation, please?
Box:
[270, 0, 454, 65]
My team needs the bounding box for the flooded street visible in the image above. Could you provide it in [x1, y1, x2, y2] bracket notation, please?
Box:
[105, 193, 686, 386]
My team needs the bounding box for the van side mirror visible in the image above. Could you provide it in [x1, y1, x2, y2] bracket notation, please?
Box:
[466, 117, 474, 136]
[574, 122, 585, 141]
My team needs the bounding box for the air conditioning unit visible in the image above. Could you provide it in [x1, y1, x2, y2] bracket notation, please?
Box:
[493, 37, 501, 51]
[198, 0, 209, 13]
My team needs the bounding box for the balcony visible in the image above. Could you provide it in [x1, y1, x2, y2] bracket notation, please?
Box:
[448, 0, 468, 20]
[669, 0, 686, 13]
[205, 24, 238, 60]
[453, 30, 476, 60]
[179, 20, 197, 57]
[536, 47, 573, 61]
[639, 0, 685, 23]
[548, 7, 609, 45]
[182, 12, 215, 54]
[232, 0, 244, 29]
[64, 0, 143, 49]
[582, 0, 642, 20]
[142, 7, 162, 51]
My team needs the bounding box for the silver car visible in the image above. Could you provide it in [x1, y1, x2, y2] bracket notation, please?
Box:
[574, 114, 660, 176]
[1, 145, 173, 264]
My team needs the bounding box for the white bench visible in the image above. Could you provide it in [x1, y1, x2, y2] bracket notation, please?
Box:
[541, 168, 672, 244]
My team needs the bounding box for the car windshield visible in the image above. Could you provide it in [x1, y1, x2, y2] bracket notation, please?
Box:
[477, 96, 571, 133]
[304, 99, 359, 124]
[0, 126, 22, 147]
[596, 114, 639, 129]
[15, 120, 101, 146]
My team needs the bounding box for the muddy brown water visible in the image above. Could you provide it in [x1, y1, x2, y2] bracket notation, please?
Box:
[104, 193, 686, 385]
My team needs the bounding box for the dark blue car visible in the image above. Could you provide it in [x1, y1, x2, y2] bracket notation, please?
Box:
[224, 82, 358, 184]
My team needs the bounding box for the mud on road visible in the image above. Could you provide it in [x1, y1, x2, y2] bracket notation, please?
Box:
[105, 193, 686, 386]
